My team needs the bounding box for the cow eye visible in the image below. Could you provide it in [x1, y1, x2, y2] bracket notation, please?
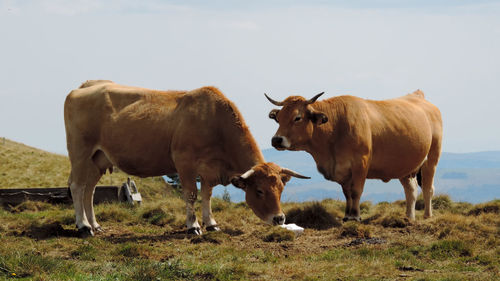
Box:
[256, 189, 264, 197]
[294, 116, 302, 122]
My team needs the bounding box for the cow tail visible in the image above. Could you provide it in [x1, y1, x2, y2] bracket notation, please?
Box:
[416, 168, 422, 187]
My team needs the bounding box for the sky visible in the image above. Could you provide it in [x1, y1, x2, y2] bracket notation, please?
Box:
[1, 0, 500, 155]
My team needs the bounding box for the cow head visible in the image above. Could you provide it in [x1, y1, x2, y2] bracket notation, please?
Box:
[231, 162, 309, 225]
[265, 92, 328, 151]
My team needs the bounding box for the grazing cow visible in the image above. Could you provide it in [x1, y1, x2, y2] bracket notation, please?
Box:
[64, 80, 309, 237]
[265, 90, 442, 221]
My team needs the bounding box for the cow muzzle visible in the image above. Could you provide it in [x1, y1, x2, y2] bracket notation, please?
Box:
[271, 136, 290, 150]
[272, 213, 286, 225]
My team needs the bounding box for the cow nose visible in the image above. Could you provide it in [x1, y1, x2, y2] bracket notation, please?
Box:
[272, 136, 283, 148]
[273, 214, 286, 225]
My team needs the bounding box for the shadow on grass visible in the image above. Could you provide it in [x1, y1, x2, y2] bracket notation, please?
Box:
[103, 227, 244, 244]
[285, 202, 341, 230]
[16, 221, 78, 239]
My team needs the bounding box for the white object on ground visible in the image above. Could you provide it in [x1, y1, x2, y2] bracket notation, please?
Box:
[279, 223, 304, 237]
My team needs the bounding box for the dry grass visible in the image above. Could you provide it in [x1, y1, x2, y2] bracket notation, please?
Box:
[0, 138, 70, 187]
[1, 138, 499, 280]
[284, 201, 342, 230]
[0, 138, 168, 200]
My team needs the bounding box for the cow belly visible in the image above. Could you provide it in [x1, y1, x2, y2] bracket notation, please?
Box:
[100, 142, 175, 177]
[367, 152, 426, 180]
[369, 126, 431, 179]
[115, 157, 176, 177]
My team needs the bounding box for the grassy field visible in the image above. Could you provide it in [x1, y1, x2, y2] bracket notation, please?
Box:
[0, 138, 499, 280]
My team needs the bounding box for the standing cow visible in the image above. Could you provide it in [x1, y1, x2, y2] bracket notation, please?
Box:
[265, 90, 442, 221]
[64, 80, 309, 237]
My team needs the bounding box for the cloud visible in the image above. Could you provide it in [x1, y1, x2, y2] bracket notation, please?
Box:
[3, 0, 500, 16]
[1, 0, 193, 16]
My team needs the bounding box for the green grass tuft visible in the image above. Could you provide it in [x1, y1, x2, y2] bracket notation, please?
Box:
[117, 243, 150, 258]
[191, 231, 230, 244]
[341, 221, 372, 238]
[7, 200, 54, 213]
[141, 205, 176, 226]
[429, 240, 473, 260]
[262, 227, 295, 242]
[71, 244, 98, 261]
[466, 200, 500, 216]
[128, 260, 194, 281]
[383, 214, 410, 228]
[96, 203, 134, 223]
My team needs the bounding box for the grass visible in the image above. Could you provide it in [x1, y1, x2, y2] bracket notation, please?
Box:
[262, 226, 295, 242]
[284, 201, 342, 230]
[1, 138, 499, 280]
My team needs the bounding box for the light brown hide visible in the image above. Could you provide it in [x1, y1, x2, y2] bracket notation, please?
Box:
[64, 81, 300, 235]
[269, 90, 442, 221]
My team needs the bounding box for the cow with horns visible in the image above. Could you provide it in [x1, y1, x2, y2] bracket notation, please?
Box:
[265, 90, 442, 221]
[64, 80, 310, 237]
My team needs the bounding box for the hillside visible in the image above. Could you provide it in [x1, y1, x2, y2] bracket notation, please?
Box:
[216, 149, 500, 204]
[0, 138, 70, 188]
[3, 137, 499, 204]
[0, 138, 168, 200]
[0, 138, 499, 280]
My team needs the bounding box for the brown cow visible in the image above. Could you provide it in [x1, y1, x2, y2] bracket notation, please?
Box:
[265, 90, 442, 221]
[64, 81, 309, 237]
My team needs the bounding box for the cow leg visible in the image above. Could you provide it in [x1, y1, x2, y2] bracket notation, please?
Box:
[83, 179, 102, 233]
[178, 172, 202, 235]
[69, 180, 91, 237]
[343, 157, 369, 221]
[421, 137, 440, 219]
[201, 180, 219, 231]
[348, 180, 365, 222]
[342, 179, 365, 221]
[399, 175, 418, 220]
[68, 161, 101, 237]
[83, 150, 111, 233]
[420, 161, 436, 219]
[341, 179, 354, 221]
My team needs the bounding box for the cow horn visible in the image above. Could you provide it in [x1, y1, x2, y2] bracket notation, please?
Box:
[264, 93, 284, 106]
[306, 92, 325, 104]
[281, 168, 310, 179]
[240, 169, 255, 179]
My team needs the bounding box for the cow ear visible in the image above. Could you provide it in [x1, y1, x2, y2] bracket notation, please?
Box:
[280, 174, 291, 184]
[310, 111, 328, 125]
[231, 176, 247, 190]
[269, 109, 280, 123]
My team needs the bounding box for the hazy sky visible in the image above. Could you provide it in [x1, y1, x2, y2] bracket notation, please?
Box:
[1, 0, 499, 155]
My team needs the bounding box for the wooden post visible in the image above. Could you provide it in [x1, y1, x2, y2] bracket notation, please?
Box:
[2, 137, 5, 145]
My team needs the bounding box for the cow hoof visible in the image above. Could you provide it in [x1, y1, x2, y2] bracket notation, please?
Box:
[93, 226, 104, 233]
[342, 216, 361, 222]
[187, 227, 202, 235]
[206, 225, 220, 232]
[77, 226, 94, 238]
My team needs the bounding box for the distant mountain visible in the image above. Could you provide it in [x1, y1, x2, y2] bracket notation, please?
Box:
[438, 151, 500, 169]
[214, 149, 500, 204]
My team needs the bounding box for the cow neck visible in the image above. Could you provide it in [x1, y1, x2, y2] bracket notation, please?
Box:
[220, 101, 265, 173]
[232, 126, 265, 171]
[306, 99, 346, 164]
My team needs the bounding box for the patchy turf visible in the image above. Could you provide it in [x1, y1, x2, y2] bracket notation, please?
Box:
[1, 138, 499, 280]
[262, 226, 295, 242]
[1, 196, 498, 280]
